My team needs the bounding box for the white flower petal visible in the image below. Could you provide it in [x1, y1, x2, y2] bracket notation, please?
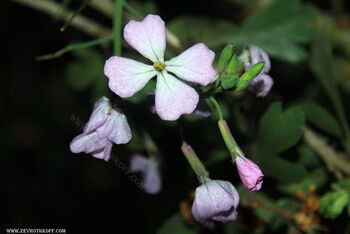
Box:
[91, 141, 113, 161]
[155, 71, 199, 120]
[165, 43, 216, 86]
[123, 14, 166, 62]
[83, 96, 110, 133]
[70, 131, 108, 154]
[104, 56, 157, 98]
[96, 109, 132, 144]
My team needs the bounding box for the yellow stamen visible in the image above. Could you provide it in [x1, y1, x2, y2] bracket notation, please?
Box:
[153, 61, 165, 72]
[107, 106, 113, 114]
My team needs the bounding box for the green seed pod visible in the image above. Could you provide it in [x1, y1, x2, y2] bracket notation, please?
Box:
[236, 62, 265, 91]
[218, 44, 234, 74]
[226, 55, 238, 75]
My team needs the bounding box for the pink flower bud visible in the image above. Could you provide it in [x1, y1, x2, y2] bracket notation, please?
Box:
[236, 156, 264, 191]
[191, 180, 239, 229]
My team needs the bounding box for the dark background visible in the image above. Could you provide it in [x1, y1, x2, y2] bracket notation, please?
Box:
[1, 0, 350, 233]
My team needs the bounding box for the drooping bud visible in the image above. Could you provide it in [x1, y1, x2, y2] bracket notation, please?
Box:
[236, 156, 264, 191]
[192, 180, 239, 229]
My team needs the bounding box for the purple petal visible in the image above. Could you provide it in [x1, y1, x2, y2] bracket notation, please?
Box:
[155, 71, 199, 120]
[166, 43, 217, 86]
[123, 14, 166, 62]
[143, 165, 162, 194]
[250, 74, 273, 97]
[83, 96, 110, 132]
[249, 46, 271, 73]
[70, 131, 109, 155]
[192, 180, 239, 228]
[104, 56, 156, 98]
[236, 156, 264, 191]
[91, 140, 113, 161]
[96, 109, 132, 144]
[129, 154, 149, 173]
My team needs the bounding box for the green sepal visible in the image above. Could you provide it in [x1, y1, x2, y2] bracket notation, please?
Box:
[236, 62, 265, 91]
[226, 55, 238, 74]
[218, 44, 234, 73]
[220, 74, 239, 89]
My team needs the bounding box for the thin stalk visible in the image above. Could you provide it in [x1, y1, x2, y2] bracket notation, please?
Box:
[113, 0, 124, 55]
[218, 120, 244, 160]
[181, 143, 210, 184]
[36, 35, 113, 61]
[208, 97, 223, 120]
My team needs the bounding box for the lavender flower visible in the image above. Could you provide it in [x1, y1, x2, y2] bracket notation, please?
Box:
[245, 46, 274, 97]
[70, 96, 132, 161]
[104, 14, 216, 120]
[236, 156, 264, 191]
[192, 180, 239, 229]
[129, 154, 162, 194]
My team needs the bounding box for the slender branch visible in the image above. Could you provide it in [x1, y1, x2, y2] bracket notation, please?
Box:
[113, 0, 124, 55]
[60, 0, 91, 32]
[36, 35, 113, 61]
[208, 97, 223, 120]
[301, 125, 350, 177]
[12, 0, 111, 37]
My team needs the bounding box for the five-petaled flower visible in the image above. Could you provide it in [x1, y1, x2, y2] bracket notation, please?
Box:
[129, 154, 162, 194]
[245, 45, 273, 97]
[192, 180, 240, 229]
[70, 96, 132, 161]
[104, 14, 217, 120]
[236, 155, 264, 191]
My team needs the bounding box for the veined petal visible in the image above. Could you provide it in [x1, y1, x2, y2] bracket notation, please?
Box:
[91, 141, 113, 161]
[165, 43, 216, 86]
[83, 96, 110, 132]
[96, 109, 132, 144]
[70, 131, 108, 154]
[124, 14, 166, 62]
[155, 72, 199, 120]
[104, 56, 156, 98]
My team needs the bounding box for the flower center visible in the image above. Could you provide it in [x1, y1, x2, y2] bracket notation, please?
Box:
[153, 61, 166, 72]
[107, 106, 113, 115]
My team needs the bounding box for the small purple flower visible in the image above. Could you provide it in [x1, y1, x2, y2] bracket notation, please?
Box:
[129, 154, 162, 194]
[192, 180, 239, 229]
[104, 14, 217, 121]
[236, 156, 264, 191]
[70, 96, 132, 161]
[245, 46, 273, 97]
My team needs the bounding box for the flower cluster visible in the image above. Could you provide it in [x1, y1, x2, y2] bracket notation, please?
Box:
[70, 96, 132, 161]
[69, 14, 268, 230]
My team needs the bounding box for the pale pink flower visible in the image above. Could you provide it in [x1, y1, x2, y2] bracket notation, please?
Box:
[129, 154, 161, 194]
[236, 156, 264, 191]
[192, 180, 239, 229]
[70, 96, 132, 161]
[104, 14, 216, 120]
[244, 46, 273, 97]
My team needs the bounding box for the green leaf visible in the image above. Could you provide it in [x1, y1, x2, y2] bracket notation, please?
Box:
[297, 144, 320, 167]
[225, 0, 314, 63]
[156, 213, 195, 234]
[254, 102, 307, 182]
[257, 102, 305, 155]
[296, 102, 343, 138]
[319, 190, 349, 219]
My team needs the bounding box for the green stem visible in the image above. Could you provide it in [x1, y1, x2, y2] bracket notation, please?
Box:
[209, 97, 223, 120]
[36, 35, 113, 61]
[113, 0, 124, 55]
[181, 143, 210, 184]
[123, 1, 144, 18]
[218, 120, 244, 161]
[60, 0, 91, 32]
